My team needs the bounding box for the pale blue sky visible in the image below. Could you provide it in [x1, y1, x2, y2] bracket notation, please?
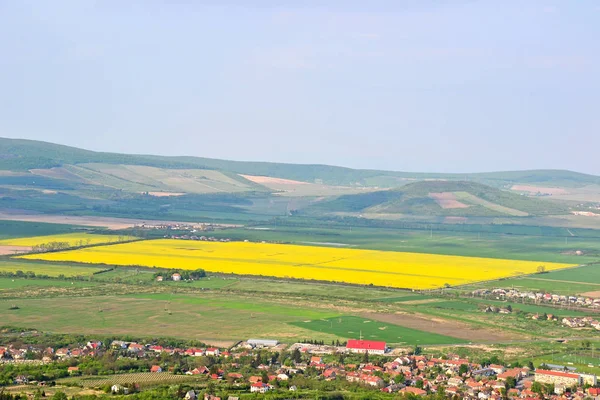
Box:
[1, 1, 598, 174]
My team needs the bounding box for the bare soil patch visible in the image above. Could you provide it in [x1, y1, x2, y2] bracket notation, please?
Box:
[361, 311, 517, 342]
[240, 174, 309, 185]
[511, 185, 568, 195]
[0, 245, 31, 255]
[581, 291, 600, 298]
[429, 192, 470, 209]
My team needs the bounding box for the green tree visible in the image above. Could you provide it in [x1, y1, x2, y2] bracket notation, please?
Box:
[51, 392, 68, 400]
[261, 371, 270, 384]
[531, 381, 543, 394]
[459, 364, 469, 375]
[505, 376, 516, 389]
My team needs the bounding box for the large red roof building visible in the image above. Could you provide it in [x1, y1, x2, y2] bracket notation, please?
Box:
[346, 340, 386, 355]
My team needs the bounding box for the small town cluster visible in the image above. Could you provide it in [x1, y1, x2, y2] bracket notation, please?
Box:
[3, 337, 600, 399]
[472, 289, 600, 309]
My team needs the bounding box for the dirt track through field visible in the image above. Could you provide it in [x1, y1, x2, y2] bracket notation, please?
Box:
[361, 311, 517, 342]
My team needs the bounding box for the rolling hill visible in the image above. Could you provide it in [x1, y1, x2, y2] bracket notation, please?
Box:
[310, 181, 570, 217]
[2, 137, 600, 189]
[0, 137, 597, 222]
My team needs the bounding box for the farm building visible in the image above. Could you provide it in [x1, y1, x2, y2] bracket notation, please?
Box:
[534, 369, 582, 387]
[247, 339, 278, 348]
[171, 273, 182, 281]
[346, 339, 386, 355]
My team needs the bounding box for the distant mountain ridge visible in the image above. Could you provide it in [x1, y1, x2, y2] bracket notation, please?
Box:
[1, 137, 599, 189]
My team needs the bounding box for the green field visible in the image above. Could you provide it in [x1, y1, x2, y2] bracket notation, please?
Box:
[0, 291, 341, 344]
[290, 316, 467, 346]
[421, 298, 594, 317]
[0, 278, 98, 290]
[0, 260, 105, 277]
[472, 264, 600, 294]
[0, 220, 83, 240]
[520, 351, 600, 375]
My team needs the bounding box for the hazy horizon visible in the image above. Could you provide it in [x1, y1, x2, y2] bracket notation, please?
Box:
[1, 1, 598, 174]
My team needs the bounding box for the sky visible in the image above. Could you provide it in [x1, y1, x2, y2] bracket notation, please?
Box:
[0, 0, 599, 174]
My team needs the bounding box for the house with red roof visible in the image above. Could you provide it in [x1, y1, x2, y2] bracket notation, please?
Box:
[150, 365, 162, 373]
[401, 387, 427, 396]
[346, 340, 386, 355]
[205, 347, 220, 356]
[250, 383, 271, 393]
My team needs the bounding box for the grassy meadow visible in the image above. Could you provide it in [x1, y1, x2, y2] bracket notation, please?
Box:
[20, 239, 572, 289]
[0, 259, 105, 277]
[291, 316, 466, 345]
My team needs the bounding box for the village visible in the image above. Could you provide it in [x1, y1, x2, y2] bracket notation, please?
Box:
[471, 289, 600, 309]
[3, 337, 600, 399]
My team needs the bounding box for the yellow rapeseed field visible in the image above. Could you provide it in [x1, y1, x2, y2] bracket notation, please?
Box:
[20, 239, 571, 289]
[0, 233, 135, 247]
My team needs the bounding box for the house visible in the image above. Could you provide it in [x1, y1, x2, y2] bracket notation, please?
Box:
[156, 276, 164, 282]
[67, 366, 79, 374]
[588, 387, 600, 396]
[206, 347, 220, 356]
[111, 384, 129, 394]
[534, 369, 582, 386]
[250, 383, 271, 393]
[363, 375, 385, 387]
[401, 387, 427, 396]
[150, 365, 162, 373]
[185, 390, 197, 400]
[497, 368, 525, 381]
[111, 340, 128, 349]
[14, 375, 29, 385]
[55, 348, 70, 358]
[346, 339, 386, 355]
[128, 343, 145, 353]
[323, 369, 337, 380]
[310, 356, 323, 365]
[247, 339, 278, 348]
[249, 376, 262, 384]
[489, 364, 505, 374]
[172, 273, 182, 281]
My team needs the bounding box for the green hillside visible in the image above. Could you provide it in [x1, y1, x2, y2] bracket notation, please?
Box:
[310, 181, 570, 217]
[1, 137, 599, 188]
